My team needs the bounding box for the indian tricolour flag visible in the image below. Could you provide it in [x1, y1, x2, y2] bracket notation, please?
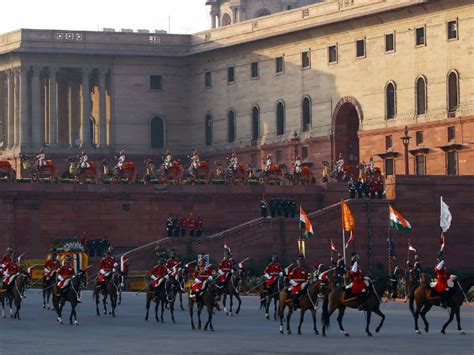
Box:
[389, 205, 411, 233]
[299, 206, 314, 238]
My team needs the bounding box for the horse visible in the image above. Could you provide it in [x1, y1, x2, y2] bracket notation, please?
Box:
[278, 280, 324, 335]
[321, 276, 390, 337]
[387, 266, 405, 300]
[94, 270, 120, 317]
[52, 270, 87, 325]
[20, 154, 57, 183]
[176, 268, 187, 311]
[145, 277, 179, 323]
[3, 272, 29, 320]
[222, 268, 245, 316]
[261, 273, 286, 320]
[42, 272, 57, 310]
[189, 279, 222, 331]
[410, 273, 474, 335]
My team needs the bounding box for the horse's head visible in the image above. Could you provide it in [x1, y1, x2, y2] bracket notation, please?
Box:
[77, 270, 88, 287]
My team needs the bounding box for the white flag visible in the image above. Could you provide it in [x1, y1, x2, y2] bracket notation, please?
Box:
[440, 196, 452, 233]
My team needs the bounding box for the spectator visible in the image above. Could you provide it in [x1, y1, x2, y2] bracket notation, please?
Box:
[166, 213, 174, 237]
[173, 215, 180, 237]
[188, 213, 196, 237]
[276, 199, 283, 217]
[356, 178, 364, 199]
[269, 197, 276, 218]
[348, 176, 356, 199]
[179, 214, 188, 237]
[196, 216, 203, 238]
[260, 195, 268, 218]
[290, 198, 297, 218]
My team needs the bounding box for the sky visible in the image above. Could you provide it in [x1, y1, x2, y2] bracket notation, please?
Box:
[1, 0, 211, 34]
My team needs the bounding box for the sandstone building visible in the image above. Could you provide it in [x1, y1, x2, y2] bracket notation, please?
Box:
[0, 0, 473, 179]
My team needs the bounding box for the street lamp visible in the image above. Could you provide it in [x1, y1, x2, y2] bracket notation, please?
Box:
[291, 131, 300, 160]
[400, 126, 411, 175]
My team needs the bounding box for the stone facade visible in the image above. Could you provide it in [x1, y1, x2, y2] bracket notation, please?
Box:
[0, 0, 473, 179]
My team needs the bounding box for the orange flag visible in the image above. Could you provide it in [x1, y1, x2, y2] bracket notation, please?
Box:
[341, 199, 356, 232]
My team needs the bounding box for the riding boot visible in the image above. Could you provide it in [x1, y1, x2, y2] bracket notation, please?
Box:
[292, 294, 299, 310]
[214, 302, 221, 311]
[440, 292, 449, 309]
[357, 294, 364, 311]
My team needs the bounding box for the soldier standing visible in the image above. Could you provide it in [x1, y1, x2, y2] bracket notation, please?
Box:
[166, 213, 174, 237]
[260, 195, 268, 218]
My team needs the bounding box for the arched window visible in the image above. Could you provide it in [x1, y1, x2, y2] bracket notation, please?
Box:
[205, 114, 213, 146]
[386, 82, 396, 119]
[151, 117, 165, 148]
[222, 13, 232, 26]
[447, 70, 459, 112]
[276, 101, 285, 136]
[416, 76, 427, 115]
[251, 106, 260, 141]
[302, 96, 311, 131]
[227, 110, 236, 143]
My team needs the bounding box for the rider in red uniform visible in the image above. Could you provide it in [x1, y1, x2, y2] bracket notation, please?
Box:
[1, 253, 20, 290]
[348, 257, 367, 310]
[97, 247, 118, 289]
[0, 247, 14, 278]
[190, 257, 214, 298]
[43, 248, 61, 282]
[217, 249, 233, 285]
[287, 255, 308, 306]
[56, 255, 80, 302]
[263, 254, 282, 289]
[165, 249, 180, 271]
[149, 257, 168, 293]
[434, 258, 452, 308]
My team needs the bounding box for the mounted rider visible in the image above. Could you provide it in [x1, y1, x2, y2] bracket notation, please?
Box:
[263, 154, 272, 173]
[0, 246, 14, 277]
[228, 152, 239, 172]
[335, 152, 345, 175]
[36, 147, 46, 168]
[347, 255, 368, 310]
[406, 254, 422, 299]
[432, 258, 455, 308]
[166, 249, 181, 280]
[263, 254, 282, 290]
[335, 253, 346, 286]
[287, 255, 309, 308]
[217, 248, 233, 285]
[163, 149, 173, 171]
[1, 247, 20, 291]
[292, 155, 303, 174]
[189, 149, 200, 175]
[79, 148, 90, 169]
[115, 150, 126, 172]
[56, 255, 80, 302]
[43, 248, 61, 283]
[97, 247, 118, 291]
[190, 255, 214, 299]
[149, 254, 168, 294]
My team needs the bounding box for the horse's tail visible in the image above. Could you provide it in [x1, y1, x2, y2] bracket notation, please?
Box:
[321, 292, 330, 330]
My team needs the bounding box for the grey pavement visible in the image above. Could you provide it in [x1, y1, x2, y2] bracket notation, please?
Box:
[0, 291, 473, 355]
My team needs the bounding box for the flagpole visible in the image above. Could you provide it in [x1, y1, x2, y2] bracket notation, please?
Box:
[388, 208, 392, 277]
[406, 238, 410, 267]
[440, 196, 446, 260]
[341, 199, 346, 266]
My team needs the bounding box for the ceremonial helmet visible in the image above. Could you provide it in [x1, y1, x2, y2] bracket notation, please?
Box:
[106, 246, 114, 255]
[271, 254, 278, 262]
[170, 249, 176, 258]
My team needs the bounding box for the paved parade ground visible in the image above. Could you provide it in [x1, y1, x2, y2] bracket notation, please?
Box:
[1, 292, 473, 355]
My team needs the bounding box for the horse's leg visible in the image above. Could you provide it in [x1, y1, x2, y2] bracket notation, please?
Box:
[274, 298, 278, 321]
[205, 304, 214, 331]
[279, 301, 286, 334]
[286, 308, 294, 335]
[69, 303, 75, 325]
[72, 304, 79, 326]
[297, 309, 306, 335]
[365, 310, 373, 336]
[95, 290, 100, 316]
[311, 308, 318, 335]
[455, 308, 465, 335]
[420, 303, 432, 333]
[170, 300, 176, 323]
[223, 293, 228, 315]
[337, 307, 349, 336]
[235, 293, 242, 315]
[197, 304, 203, 329]
[103, 293, 108, 315]
[155, 299, 159, 322]
[413, 303, 422, 334]
[42, 287, 47, 308]
[111, 293, 117, 317]
[373, 307, 385, 333]
[145, 293, 151, 321]
[180, 292, 184, 311]
[441, 307, 455, 334]
[229, 294, 233, 316]
[14, 296, 21, 320]
[190, 300, 195, 330]
[160, 297, 165, 322]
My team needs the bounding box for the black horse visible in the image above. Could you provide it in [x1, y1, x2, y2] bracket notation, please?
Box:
[53, 270, 87, 325]
[262, 274, 286, 320]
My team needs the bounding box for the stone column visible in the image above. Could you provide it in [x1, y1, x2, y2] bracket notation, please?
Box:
[210, 11, 217, 28]
[98, 68, 107, 147]
[6, 70, 14, 149]
[31, 66, 42, 148]
[13, 70, 20, 147]
[81, 67, 91, 146]
[49, 67, 58, 146]
[18, 68, 30, 148]
[0, 73, 4, 147]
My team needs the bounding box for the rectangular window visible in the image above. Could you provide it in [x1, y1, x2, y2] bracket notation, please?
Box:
[251, 61, 259, 78]
[204, 71, 212, 88]
[328, 45, 337, 63]
[385, 135, 393, 150]
[385, 33, 395, 52]
[447, 151, 457, 175]
[227, 67, 235, 83]
[415, 155, 425, 175]
[276, 150, 283, 163]
[447, 20, 458, 40]
[356, 39, 366, 58]
[301, 146, 308, 159]
[416, 26, 426, 46]
[149, 75, 163, 90]
[301, 51, 311, 69]
[276, 56, 284, 74]
[416, 131, 423, 146]
[447, 126, 455, 142]
[385, 158, 394, 176]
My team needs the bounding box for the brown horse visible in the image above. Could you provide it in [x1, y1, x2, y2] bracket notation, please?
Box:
[3, 273, 28, 320]
[410, 273, 474, 335]
[278, 280, 324, 335]
[53, 270, 87, 325]
[145, 277, 179, 323]
[94, 271, 120, 317]
[321, 276, 389, 337]
[261, 273, 286, 320]
[222, 268, 245, 316]
[42, 273, 57, 310]
[189, 279, 222, 331]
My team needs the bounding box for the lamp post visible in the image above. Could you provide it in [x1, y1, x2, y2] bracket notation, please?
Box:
[291, 131, 300, 160]
[400, 126, 411, 175]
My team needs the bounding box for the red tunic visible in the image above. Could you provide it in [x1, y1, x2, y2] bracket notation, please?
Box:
[179, 218, 188, 230]
[349, 270, 365, 294]
[192, 264, 213, 292]
[263, 262, 282, 287]
[0, 255, 13, 270]
[98, 256, 117, 282]
[44, 258, 61, 279]
[196, 219, 203, 231]
[218, 259, 233, 282]
[188, 218, 197, 231]
[166, 258, 180, 271]
[434, 268, 450, 293]
[57, 265, 75, 288]
[150, 265, 167, 288]
[288, 266, 308, 295]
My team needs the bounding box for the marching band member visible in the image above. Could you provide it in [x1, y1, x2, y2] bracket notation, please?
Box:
[263, 254, 282, 290]
[336, 153, 345, 175]
[43, 248, 61, 282]
[189, 149, 200, 174]
[115, 150, 126, 171]
[79, 149, 90, 169]
[263, 154, 272, 173]
[293, 155, 303, 174]
[163, 149, 173, 171]
[36, 147, 46, 168]
[228, 152, 238, 171]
